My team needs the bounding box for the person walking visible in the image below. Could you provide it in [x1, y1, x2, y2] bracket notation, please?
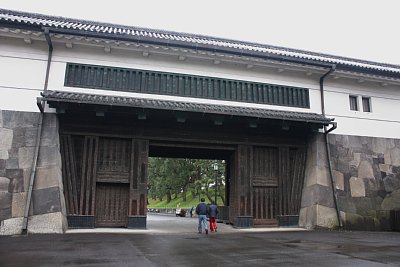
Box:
[189, 206, 194, 218]
[195, 198, 209, 234]
[208, 201, 219, 233]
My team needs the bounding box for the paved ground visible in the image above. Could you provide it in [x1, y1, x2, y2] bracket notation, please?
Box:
[1, 214, 400, 267]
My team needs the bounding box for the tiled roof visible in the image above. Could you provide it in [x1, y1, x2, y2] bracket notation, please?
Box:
[40, 90, 333, 125]
[1, 9, 400, 79]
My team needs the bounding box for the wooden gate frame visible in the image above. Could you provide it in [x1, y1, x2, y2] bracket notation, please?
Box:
[61, 135, 148, 229]
[61, 135, 307, 229]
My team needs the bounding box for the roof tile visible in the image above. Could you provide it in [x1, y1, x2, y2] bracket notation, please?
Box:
[1, 9, 399, 77]
[41, 90, 333, 125]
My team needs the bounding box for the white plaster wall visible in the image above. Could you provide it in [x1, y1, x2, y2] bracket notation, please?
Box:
[1, 35, 400, 138]
[0, 37, 48, 112]
[324, 81, 400, 138]
[46, 42, 322, 113]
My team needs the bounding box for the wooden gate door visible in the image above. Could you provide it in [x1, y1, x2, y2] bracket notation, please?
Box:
[95, 183, 129, 227]
[95, 137, 132, 227]
[61, 135, 148, 228]
[252, 146, 306, 226]
[252, 147, 279, 225]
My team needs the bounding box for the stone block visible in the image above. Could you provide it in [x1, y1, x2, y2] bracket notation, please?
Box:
[0, 159, 6, 170]
[342, 212, 366, 230]
[0, 217, 23, 235]
[376, 210, 392, 230]
[316, 150, 328, 168]
[305, 165, 330, 187]
[2, 111, 39, 129]
[379, 164, 390, 173]
[385, 149, 392, 166]
[339, 135, 350, 148]
[12, 192, 27, 217]
[37, 146, 62, 168]
[6, 169, 25, 192]
[5, 157, 19, 169]
[299, 205, 339, 229]
[32, 186, 62, 215]
[0, 110, 2, 127]
[0, 150, 9, 160]
[40, 126, 59, 147]
[392, 166, 400, 174]
[34, 166, 62, 190]
[350, 177, 365, 197]
[372, 138, 388, 154]
[11, 128, 26, 148]
[333, 170, 344, 191]
[42, 113, 58, 129]
[358, 160, 375, 179]
[337, 158, 350, 174]
[0, 128, 13, 151]
[24, 127, 39, 147]
[306, 134, 328, 168]
[337, 196, 356, 213]
[353, 197, 373, 216]
[18, 147, 35, 169]
[8, 147, 18, 158]
[349, 153, 361, 168]
[27, 212, 66, 234]
[390, 147, 400, 166]
[23, 169, 31, 192]
[0, 192, 12, 220]
[301, 184, 334, 208]
[386, 139, 396, 149]
[0, 177, 10, 192]
[316, 205, 338, 228]
[381, 189, 400, 210]
[364, 179, 379, 197]
[383, 174, 400, 193]
[348, 135, 363, 150]
[299, 206, 316, 229]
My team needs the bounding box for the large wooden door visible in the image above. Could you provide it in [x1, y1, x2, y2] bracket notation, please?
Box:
[95, 137, 132, 227]
[252, 146, 306, 225]
[61, 135, 148, 228]
[95, 183, 129, 227]
[252, 147, 279, 225]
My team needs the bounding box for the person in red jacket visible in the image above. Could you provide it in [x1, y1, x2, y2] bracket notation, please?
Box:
[207, 201, 219, 233]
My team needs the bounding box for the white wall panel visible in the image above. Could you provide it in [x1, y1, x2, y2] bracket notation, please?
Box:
[0, 56, 47, 90]
[48, 43, 322, 94]
[331, 116, 400, 138]
[0, 87, 41, 112]
[1, 36, 400, 138]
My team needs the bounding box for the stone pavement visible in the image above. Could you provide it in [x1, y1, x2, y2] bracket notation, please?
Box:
[0, 214, 399, 267]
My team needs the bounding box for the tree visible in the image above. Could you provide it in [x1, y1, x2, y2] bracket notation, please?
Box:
[148, 157, 226, 205]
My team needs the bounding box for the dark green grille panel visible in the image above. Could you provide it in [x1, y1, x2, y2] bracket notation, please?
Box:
[64, 63, 310, 108]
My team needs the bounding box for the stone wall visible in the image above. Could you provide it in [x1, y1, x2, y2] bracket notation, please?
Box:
[300, 134, 339, 229]
[0, 110, 67, 235]
[300, 132, 400, 230]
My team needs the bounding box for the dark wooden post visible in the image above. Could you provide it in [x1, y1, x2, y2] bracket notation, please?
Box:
[128, 139, 149, 229]
[230, 145, 253, 227]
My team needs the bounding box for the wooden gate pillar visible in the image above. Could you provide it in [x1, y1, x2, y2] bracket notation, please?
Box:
[128, 139, 149, 229]
[229, 145, 253, 227]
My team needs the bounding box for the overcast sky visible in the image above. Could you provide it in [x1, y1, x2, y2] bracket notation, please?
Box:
[1, 0, 399, 65]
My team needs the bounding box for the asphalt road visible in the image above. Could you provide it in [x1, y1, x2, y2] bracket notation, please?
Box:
[1, 214, 399, 267]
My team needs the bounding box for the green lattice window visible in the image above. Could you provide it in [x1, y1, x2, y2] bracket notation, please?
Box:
[64, 63, 310, 108]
